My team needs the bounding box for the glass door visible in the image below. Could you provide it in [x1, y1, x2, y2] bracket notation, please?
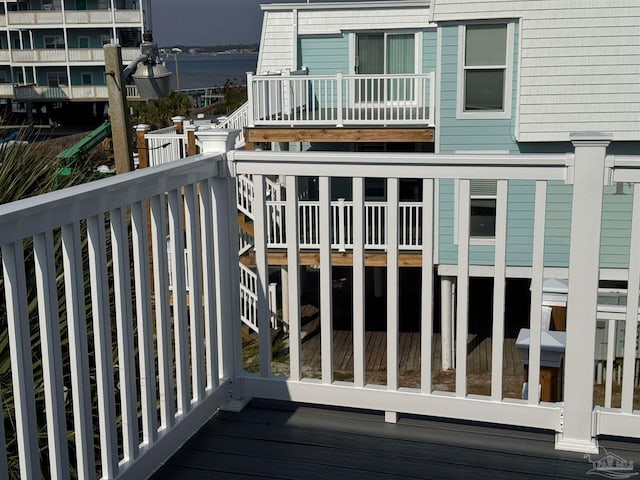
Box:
[355, 33, 415, 103]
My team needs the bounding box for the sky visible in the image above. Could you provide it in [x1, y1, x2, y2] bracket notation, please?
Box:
[151, 0, 370, 46]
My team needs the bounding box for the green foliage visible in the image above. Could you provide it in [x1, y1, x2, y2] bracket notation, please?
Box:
[0, 137, 95, 205]
[129, 92, 192, 130]
[210, 81, 248, 116]
[0, 132, 96, 478]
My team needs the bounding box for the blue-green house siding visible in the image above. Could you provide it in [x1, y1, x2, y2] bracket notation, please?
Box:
[438, 24, 519, 154]
[298, 35, 349, 75]
[422, 29, 437, 74]
[436, 23, 634, 270]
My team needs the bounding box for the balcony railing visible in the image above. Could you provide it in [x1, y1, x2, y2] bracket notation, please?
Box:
[1, 131, 640, 478]
[247, 71, 435, 127]
[5, 9, 140, 26]
[11, 47, 141, 64]
[13, 84, 138, 101]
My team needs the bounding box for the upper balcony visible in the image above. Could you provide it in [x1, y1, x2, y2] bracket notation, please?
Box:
[245, 71, 436, 145]
[8, 46, 141, 64]
[12, 82, 139, 101]
[2, 8, 141, 27]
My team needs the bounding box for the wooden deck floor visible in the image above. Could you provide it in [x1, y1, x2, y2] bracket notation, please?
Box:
[298, 331, 523, 376]
[150, 399, 640, 479]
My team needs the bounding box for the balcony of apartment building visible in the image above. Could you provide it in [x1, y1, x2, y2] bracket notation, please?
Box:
[0, 1, 141, 27]
[244, 69, 436, 148]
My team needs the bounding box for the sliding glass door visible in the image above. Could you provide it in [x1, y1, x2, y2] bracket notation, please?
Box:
[356, 33, 415, 103]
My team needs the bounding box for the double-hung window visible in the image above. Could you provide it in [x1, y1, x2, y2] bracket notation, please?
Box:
[454, 178, 499, 245]
[458, 23, 513, 118]
[469, 180, 497, 239]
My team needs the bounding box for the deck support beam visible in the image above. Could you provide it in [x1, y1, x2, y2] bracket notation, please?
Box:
[245, 127, 434, 144]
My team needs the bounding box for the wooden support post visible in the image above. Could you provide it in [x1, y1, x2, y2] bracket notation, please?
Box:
[185, 124, 197, 157]
[105, 44, 133, 174]
[136, 124, 150, 169]
[172, 116, 185, 134]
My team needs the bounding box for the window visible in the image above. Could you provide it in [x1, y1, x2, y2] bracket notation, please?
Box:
[454, 178, 499, 245]
[44, 35, 65, 49]
[469, 180, 497, 238]
[457, 23, 513, 118]
[47, 72, 67, 87]
[78, 36, 90, 49]
[81, 72, 92, 85]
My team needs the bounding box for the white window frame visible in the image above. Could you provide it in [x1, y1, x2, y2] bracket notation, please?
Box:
[349, 31, 423, 107]
[453, 151, 508, 246]
[456, 22, 514, 120]
[352, 31, 422, 76]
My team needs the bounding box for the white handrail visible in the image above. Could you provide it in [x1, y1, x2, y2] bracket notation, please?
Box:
[0, 154, 239, 480]
[247, 72, 435, 127]
[217, 101, 249, 147]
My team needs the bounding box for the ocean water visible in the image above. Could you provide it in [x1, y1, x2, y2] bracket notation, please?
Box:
[163, 52, 258, 91]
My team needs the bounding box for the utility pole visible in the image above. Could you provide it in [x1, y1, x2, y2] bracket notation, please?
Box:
[105, 44, 134, 174]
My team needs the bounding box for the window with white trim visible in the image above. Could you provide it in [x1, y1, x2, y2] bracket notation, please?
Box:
[454, 178, 499, 244]
[469, 180, 497, 238]
[457, 23, 513, 118]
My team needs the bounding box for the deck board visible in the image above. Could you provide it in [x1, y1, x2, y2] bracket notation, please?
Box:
[151, 399, 637, 480]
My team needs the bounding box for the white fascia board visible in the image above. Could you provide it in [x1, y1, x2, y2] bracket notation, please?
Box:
[262, 1, 431, 12]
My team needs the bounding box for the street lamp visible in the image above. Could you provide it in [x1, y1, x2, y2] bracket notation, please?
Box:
[161, 47, 182, 92]
[105, 32, 172, 174]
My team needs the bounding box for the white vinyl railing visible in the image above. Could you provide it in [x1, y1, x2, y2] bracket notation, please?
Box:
[264, 199, 421, 251]
[233, 147, 640, 453]
[239, 263, 278, 333]
[247, 71, 435, 127]
[5, 140, 640, 478]
[146, 128, 187, 167]
[236, 174, 282, 219]
[0, 153, 240, 480]
[217, 101, 249, 147]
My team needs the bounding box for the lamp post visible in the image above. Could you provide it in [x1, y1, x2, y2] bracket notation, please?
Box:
[161, 47, 182, 92]
[171, 48, 182, 92]
[105, 32, 171, 174]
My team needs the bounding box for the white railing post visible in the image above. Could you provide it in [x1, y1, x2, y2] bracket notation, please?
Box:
[246, 72, 255, 127]
[209, 138, 247, 409]
[556, 133, 611, 453]
[336, 72, 343, 127]
[337, 198, 346, 252]
[428, 71, 435, 125]
[196, 129, 241, 156]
